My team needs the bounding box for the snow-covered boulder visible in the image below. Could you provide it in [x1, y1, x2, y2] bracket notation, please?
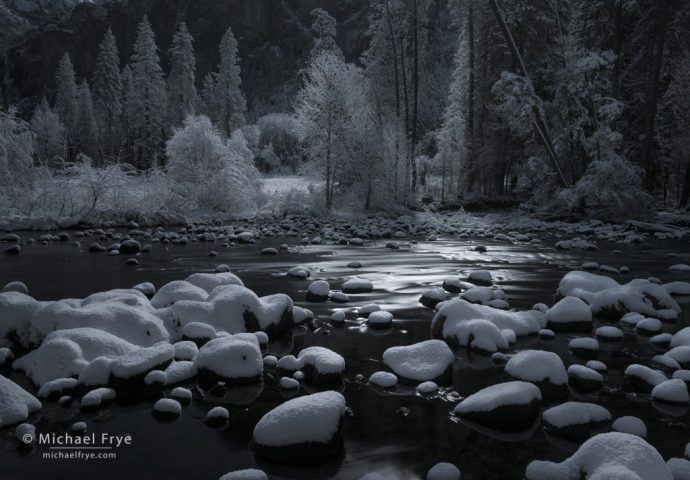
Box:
[37, 378, 78, 401]
[80, 387, 116, 410]
[185, 272, 244, 294]
[557, 271, 681, 321]
[612, 416, 647, 438]
[152, 398, 181, 418]
[28, 292, 168, 348]
[306, 280, 330, 302]
[545, 297, 592, 332]
[426, 462, 461, 480]
[525, 432, 672, 480]
[568, 337, 599, 359]
[342, 278, 373, 293]
[652, 379, 689, 405]
[369, 371, 397, 388]
[150, 280, 207, 308]
[287, 266, 311, 279]
[453, 381, 542, 432]
[0, 291, 44, 349]
[542, 402, 611, 441]
[297, 346, 345, 387]
[366, 311, 393, 330]
[420, 288, 448, 309]
[431, 299, 544, 345]
[169, 284, 294, 338]
[383, 340, 454, 383]
[218, 469, 267, 480]
[206, 406, 230, 427]
[0, 375, 41, 427]
[13, 328, 137, 386]
[623, 364, 667, 393]
[110, 342, 174, 395]
[468, 270, 492, 285]
[253, 391, 347, 462]
[195, 333, 263, 385]
[567, 364, 603, 392]
[505, 350, 568, 401]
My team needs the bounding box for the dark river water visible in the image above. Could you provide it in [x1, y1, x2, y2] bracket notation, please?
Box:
[1, 230, 689, 480]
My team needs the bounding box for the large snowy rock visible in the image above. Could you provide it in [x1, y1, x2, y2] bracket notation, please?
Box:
[545, 296, 593, 332]
[431, 299, 544, 346]
[453, 381, 542, 432]
[557, 271, 681, 321]
[110, 342, 174, 395]
[435, 318, 509, 353]
[195, 333, 263, 385]
[13, 328, 138, 386]
[0, 375, 41, 427]
[504, 350, 568, 401]
[542, 402, 611, 441]
[652, 379, 689, 405]
[28, 291, 168, 347]
[383, 340, 454, 383]
[253, 391, 347, 462]
[169, 285, 294, 338]
[525, 432, 672, 480]
[0, 291, 44, 349]
[623, 364, 667, 393]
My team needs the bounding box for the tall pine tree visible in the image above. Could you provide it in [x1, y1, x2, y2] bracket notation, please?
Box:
[128, 16, 167, 169]
[167, 22, 197, 127]
[92, 28, 122, 161]
[76, 80, 99, 160]
[213, 27, 246, 137]
[54, 53, 78, 143]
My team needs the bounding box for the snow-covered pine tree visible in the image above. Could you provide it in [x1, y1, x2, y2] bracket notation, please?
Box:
[128, 16, 167, 169]
[199, 72, 216, 121]
[92, 28, 122, 161]
[213, 27, 246, 138]
[310, 8, 342, 59]
[120, 64, 134, 163]
[54, 52, 78, 142]
[167, 22, 197, 128]
[76, 80, 99, 159]
[31, 97, 66, 166]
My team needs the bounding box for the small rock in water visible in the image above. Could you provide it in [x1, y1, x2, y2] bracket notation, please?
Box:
[612, 416, 647, 438]
[426, 462, 461, 480]
[153, 398, 182, 418]
[261, 247, 278, 255]
[218, 469, 267, 480]
[1, 281, 28, 294]
[71, 421, 88, 434]
[206, 406, 230, 427]
[417, 381, 438, 394]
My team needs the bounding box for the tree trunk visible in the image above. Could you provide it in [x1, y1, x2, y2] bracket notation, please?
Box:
[410, 0, 419, 193]
[680, 156, 690, 209]
[461, 0, 475, 194]
[611, 0, 624, 97]
[642, 0, 672, 192]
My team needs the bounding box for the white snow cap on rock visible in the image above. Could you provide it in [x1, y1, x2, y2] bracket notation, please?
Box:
[0, 375, 41, 427]
[454, 381, 541, 414]
[525, 432, 672, 480]
[542, 402, 611, 428]
[612, 416, 647, 438]
[253, 391, 346, 447]
[505, 350, 567, 385]
[427, 462, 461, 480]
[369, 371, 397, 388]
[432, 299, 544, 338]
[218, 470, 267, 480]
[546, 296, 592, 324]
[383, 340, 454, 382]
[195, 333, 262, 380]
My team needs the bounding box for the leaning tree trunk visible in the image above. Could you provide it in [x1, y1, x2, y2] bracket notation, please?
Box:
[488, 0, 569, 188]
[641, 0, 672, 192]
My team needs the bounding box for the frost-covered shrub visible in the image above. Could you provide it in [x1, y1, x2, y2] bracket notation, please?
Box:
[0, 108, 34, 187]
[256, 113, 300, 172]
[166, 115, 262, 211]
[565, 154, 651, 220]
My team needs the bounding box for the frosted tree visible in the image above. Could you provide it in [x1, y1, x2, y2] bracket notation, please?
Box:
[213, 27, 246, 137]
[54, 53, 78, 140]
[76, 80, 99, 159]
[167, 22, 197, 127]
[310, 8, 341, 59]
[166, 115, 261, 210]
[0, 107, 34, 186]
[92, 28, 122, 160]
[128, 16, 167, 169]
[294, 52, 366, 209]
[31, 97, 65, 166]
